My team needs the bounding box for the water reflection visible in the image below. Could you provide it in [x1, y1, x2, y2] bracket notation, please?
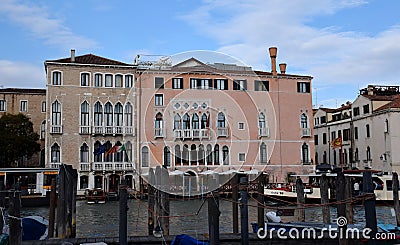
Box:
[20, 199, 394, 238]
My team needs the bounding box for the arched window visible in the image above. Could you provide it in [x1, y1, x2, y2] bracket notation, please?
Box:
[323, 151, 327, 164]
[217, 112, 225, 128]
[104, 102, 113, 127]
[163, 146, 171, 167]
[300, 113, 308, 128]
[80, 143, 89, 162]
[94, 141, 103, 162]
[182, 144, 189, 165]
[80, 176, 89, 189]
[301, 143, 309, 163]
[141, 146, 149, 167]
[260, 142, 268, 163]
[190, 144, 197, 165]
[124, 141, 132, 162]
[206, 144, 212, 165]
[201, 114, 208, 129]
[51, 100, 61, 125]
[214, 144, 220, 165]
[198, 144, 205, 165]
[80, 101, 89, 126]
[114, 102, 123, 127]
[114, 141, 123, 162]
[104, 141, 112, 162]
[182, 113, 190, 129]
[155, 113, 163, 137]
[51, 143, 60, 163]
[258, 113, 266, 128]
[94, 102, 103, 126]
[222, 146, 229, 165]
[125, 103, 132, 127]
[192, 113, 199, 129]
[174, 114, 181, 130]
[175, 145, 181, 166]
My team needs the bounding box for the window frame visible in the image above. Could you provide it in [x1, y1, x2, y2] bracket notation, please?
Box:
[172, 78, 183, 89]
[80, 72, 90, 86]
[0, 99, 6, 112]
[20, 100, 28, 112]
[52, 71, 62, 85]
[155, 77, 164, 89]
[155, 94, 164, 106]
[254, 80, 269, 91]
[297, 82, 310, 93]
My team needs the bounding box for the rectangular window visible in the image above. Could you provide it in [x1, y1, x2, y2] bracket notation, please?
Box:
[331, 131, 336, 140]
[190, 78, 212, 89]
[254, 80, 269, 91]
[366, 124, 370, 137]
[105, 74, 113, 87]
[353, 107, 360, 116]
[239, 153, 246, 161]
[238, 122, 245, 130]
[363, 104, 370, 114]
[0, 100, 6, 112]
[384, 119, 389, 133]
[80, 73, 90, 86]
[155, 77, 164, 89]
[125, 75, 133, 88]
[320, 116, 326, 124]
[172, 78, 183, 89]
[314, 135, 318, 145]
[155, 94, 164, 106]
[297, 82, 310, 93]
[20, 100, 28, 112]
[233, 80, 247, 91]
[41, 101, 46, 112]
[214, 79, 228, 90]
[322, 133, 327, 144]
[52, 71, 62, 85]
[354, 127, 358, 139]
[94, 74, 103, 87]
[343, 128, 350, 141]
[115, 74, 123, 87]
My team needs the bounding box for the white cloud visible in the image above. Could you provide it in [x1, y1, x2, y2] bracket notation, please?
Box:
[182, 0, 400, 104]
[0, 60, 44, 89]
[0, 0, 98, 50]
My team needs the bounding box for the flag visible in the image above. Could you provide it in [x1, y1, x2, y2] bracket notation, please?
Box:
[117, 144, 126, 152]
[105, 144, 119, 158]
[93, 144, 105, 155]
[331, 137, 342, 148]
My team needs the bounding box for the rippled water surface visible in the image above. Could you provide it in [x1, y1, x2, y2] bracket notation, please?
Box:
[20, 199, 395, 238]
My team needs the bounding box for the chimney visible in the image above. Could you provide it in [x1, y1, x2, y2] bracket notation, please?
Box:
[269, 47, 277, 75]
[71, 49, 76, 62]
[279, 63, 287, 74]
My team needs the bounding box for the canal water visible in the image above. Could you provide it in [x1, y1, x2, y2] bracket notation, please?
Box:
[20, 198, 394, 238]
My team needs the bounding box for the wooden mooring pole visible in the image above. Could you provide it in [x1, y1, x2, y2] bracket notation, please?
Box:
[161, 166, 170, 236]
[148, 168, 155, 236]
[393, 172, 400, 226]
[119, 178, 128, 245]
[296, 178, 305, 222]
[239, 176, 249, 245]
[231, 173, 239, 233]
[345, 176, 353, 224]
[363, 171, 377, 245]
[48, 178, 57, 238]
[208, 191, 220, 245]
[320, 174, 330, 224]
[9, 191, 21, 245]
[257, 173, 264, 230]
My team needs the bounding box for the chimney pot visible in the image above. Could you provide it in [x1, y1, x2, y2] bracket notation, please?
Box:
[279, 63, 287, 74]
[268, 47, 278, 75]
[71, 49, 76, 62]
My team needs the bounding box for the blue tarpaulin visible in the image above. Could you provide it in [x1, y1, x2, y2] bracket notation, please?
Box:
[171, 234, 209, 245]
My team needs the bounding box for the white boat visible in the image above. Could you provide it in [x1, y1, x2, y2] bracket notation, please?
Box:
[264, 170, 397, 202]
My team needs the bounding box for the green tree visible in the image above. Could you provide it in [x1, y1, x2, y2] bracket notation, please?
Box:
[0, 113, 40, 167]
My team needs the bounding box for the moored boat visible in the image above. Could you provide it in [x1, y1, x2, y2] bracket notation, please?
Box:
[85, 188, 106, 204]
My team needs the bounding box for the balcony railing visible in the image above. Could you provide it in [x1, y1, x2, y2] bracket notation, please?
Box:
[80, 126, 90, 134]
[93, 162, 135, 171]
[92, 126, 135, 135]
[301, 128, 311, 137]
[217, 127, 228, 137]
[50, 163, 61, 168]
[258, 127, 269, 138]
[50, 125, 62, 134]
[174, 129, 210, 140]
[79, 163, 90, 171]
[154, 128, 164, 138]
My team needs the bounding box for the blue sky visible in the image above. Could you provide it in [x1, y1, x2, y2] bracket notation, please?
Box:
[1, 0, 400, 108]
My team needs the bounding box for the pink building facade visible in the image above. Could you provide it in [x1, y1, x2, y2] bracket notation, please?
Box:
[137, 48, 314, 183]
